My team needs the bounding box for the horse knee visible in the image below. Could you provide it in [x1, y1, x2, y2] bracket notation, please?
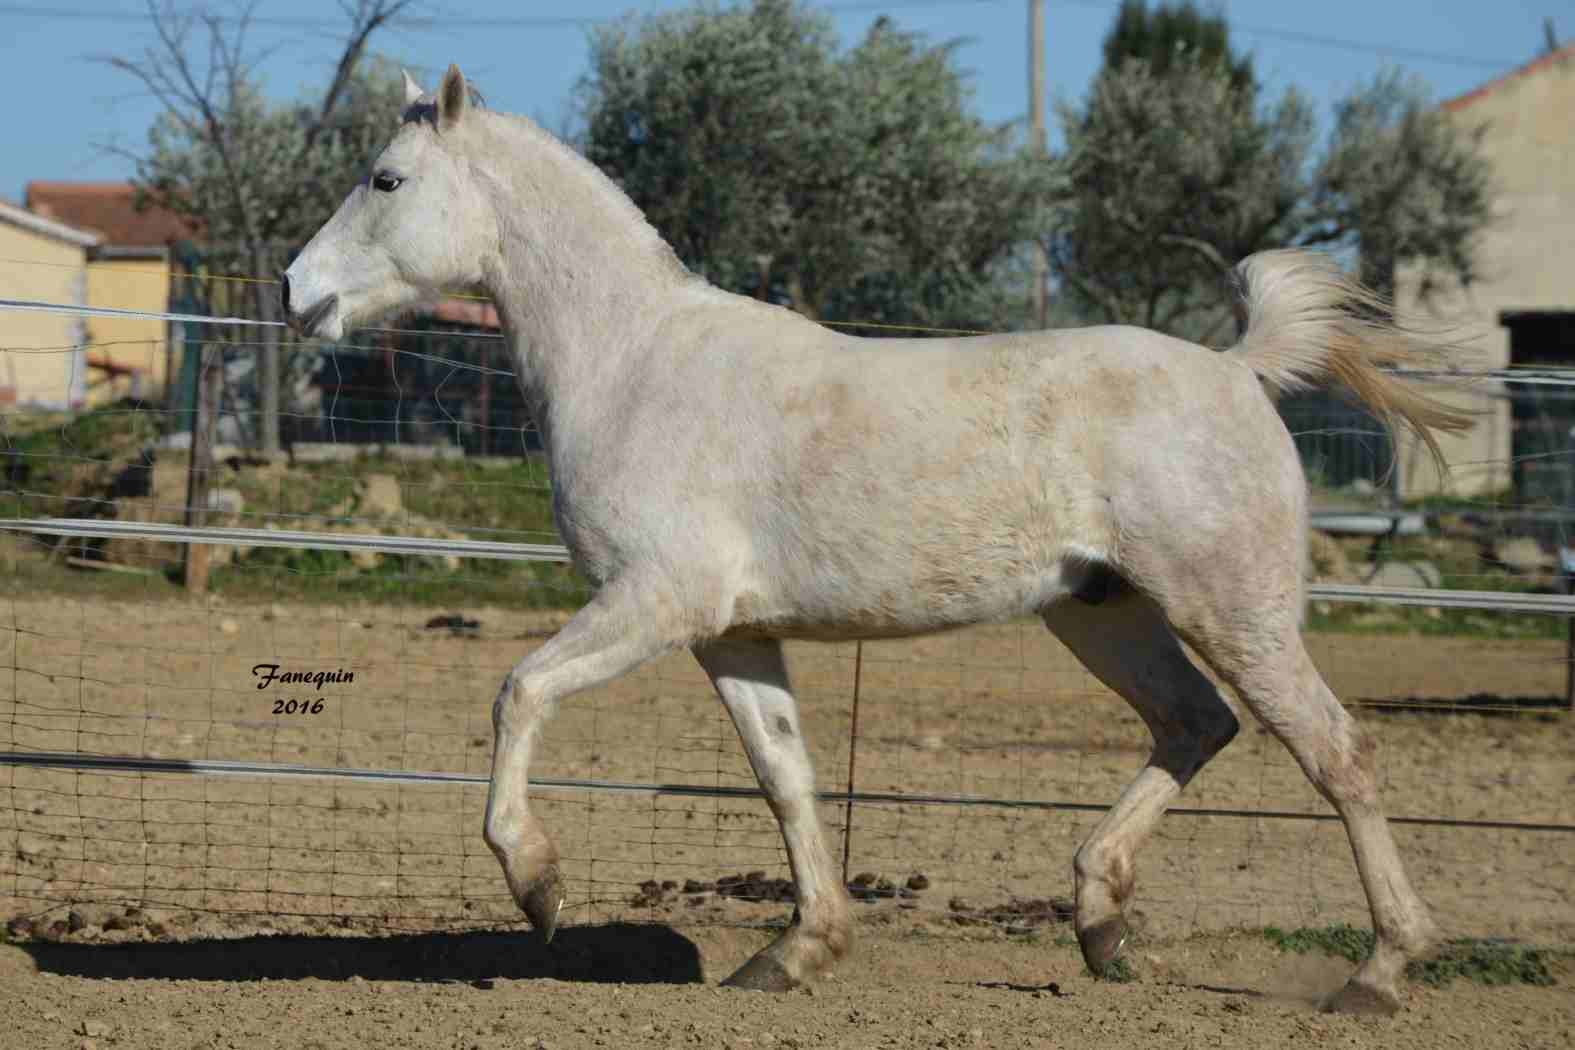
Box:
[493, 671, 551, 734]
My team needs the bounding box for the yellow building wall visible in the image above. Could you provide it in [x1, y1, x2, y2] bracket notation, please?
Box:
[0, 223, 87, 409]
[1397, 51, 1575, 499]
[82, 256, 172, 405]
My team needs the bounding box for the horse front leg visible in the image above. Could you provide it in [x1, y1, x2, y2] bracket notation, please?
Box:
[484, 578, 689, 940]
[693, 637, 853, 990]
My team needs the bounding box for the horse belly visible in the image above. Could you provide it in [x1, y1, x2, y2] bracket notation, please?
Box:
[735, 494, 1098, 641]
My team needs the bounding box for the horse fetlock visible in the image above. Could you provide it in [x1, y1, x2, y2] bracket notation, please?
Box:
[1074, 844, 1134, 908]
[1385, 907, 1440, 958]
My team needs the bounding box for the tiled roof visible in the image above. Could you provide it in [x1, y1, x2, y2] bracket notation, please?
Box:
[0, 196, 100, 248]
[24, 181, 197, 249]
[1443, 41, 1575, 112]
[427, 297, 501, 330]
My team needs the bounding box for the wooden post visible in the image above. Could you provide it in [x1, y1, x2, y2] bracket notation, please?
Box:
[183, 342, 219, 595]
[254, 244, 282, 457]
[1564, 551, 1574, 711]
[478, 338, 492, 457]
[840, 641, 865, 886]
[1028, 0, 1049, 330]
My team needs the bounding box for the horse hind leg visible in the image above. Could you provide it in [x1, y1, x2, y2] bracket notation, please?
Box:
[1178, 603, 1438, 1014]
[1042, 585, 1240, 973]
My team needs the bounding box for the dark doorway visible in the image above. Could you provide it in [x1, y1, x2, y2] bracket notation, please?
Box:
[1501, 310, 1575, 507]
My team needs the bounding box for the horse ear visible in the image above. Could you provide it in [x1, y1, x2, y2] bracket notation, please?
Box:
[402, 69, 425, 106]
[437, 64, 468, 130]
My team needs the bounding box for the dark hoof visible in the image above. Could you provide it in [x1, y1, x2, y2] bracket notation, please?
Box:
[1322, 979, 1401, 1016]
[519, 865, 564, 944]
[721, 954, 799, 992]
[1077, 917, 1129, 973]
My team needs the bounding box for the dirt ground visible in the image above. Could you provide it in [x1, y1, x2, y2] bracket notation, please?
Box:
[0, 592, 1571, 1046]
[0, 922, 1569, 1049]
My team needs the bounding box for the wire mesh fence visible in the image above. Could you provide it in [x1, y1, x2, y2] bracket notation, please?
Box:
[0, 263, 1572, 954]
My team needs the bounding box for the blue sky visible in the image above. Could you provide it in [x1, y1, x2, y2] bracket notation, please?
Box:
[1, 0, 1559, 202]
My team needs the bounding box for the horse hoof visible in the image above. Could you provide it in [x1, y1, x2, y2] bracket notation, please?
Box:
[1322, 978, 1401, 1016]
[519, 865, 564, 944]
[721, 954, 799, 992]
[1077, 917, 1129, 973]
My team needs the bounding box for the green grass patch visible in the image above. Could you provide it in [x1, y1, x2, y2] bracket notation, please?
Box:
[1093, 957, 1135, 982]
[1305, 603, 1565, 641]
[208, 555, 593, 611]
[1262, 923, 1374, 963]
[1261, 926, 1560, 988]
[0, 401, 162, 520]
[1410, 940, 1558, 988]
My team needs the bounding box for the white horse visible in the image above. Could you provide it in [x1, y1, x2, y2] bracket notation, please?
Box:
[284, 65, 1471, 1013]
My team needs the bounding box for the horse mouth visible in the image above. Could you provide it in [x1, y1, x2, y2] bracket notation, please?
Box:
[289, 293, 340, 339]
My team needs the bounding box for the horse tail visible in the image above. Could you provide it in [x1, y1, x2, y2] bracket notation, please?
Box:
[1226, 247, 1474, 475]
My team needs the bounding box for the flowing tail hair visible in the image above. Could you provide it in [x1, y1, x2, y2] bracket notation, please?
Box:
[1227, 248, 1475, 476]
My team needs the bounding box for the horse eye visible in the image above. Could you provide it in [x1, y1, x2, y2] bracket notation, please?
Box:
[372, 172, 403, 193]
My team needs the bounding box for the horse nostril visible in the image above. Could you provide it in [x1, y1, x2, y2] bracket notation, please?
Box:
[280, 274, 291, 316]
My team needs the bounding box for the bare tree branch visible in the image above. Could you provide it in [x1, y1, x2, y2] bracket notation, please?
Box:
[1155, 233, 1233, 276]
[305, 0, 416, 152]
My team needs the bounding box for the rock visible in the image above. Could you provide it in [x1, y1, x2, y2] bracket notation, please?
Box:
[1307, 530, 1355, 582]
[5, 916, 32, 939]
[77, 1020, 111, 1038]
[359, 475, 404, 518]
[206, 487, 245, 515]
[291, 443, 363, 464]
[1494, 537, 1554, 574]
[218, 618, 240, 636]
[382, 443, 463, 461]
[1363, 560, 1442, 589]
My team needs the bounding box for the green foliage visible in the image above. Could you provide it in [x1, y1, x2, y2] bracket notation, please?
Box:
[1050, 6, 1494, 337]
[1262, 923, 1375, 963]
[578, 0, 1048, 330]
[1262, 926, 1560, 988]
[0, 402, 162, 520]
[1050, 54, 1312, 338]
[1094, 957, 1136, 982]
[1102, 0, 1255, 94]
[1309, 69, 1495, 300]
[1410, 940, 1557, 988]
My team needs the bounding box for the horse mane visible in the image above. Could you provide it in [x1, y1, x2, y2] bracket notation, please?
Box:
[459, 98, 699, 287]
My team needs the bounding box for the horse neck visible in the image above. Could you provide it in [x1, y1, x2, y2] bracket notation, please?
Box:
[472, 114, 701, 451]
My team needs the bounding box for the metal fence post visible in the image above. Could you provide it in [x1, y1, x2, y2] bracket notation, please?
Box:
[840, 640, 864, 886]
[1561, 547, 1574, 711]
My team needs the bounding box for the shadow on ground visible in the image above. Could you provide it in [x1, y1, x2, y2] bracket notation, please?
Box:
[16, 923, 703, 985]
